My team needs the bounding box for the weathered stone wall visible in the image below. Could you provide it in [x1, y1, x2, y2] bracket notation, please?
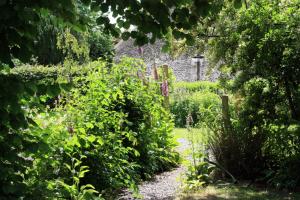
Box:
[115, 39, 219, 82]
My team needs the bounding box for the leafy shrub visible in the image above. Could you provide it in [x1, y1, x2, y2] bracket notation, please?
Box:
[199, 93, 267, 182]
[11, 64, 87, 82]
[204, 0, 300, 189]
[0, 65, 66, 199]
[184, 159, 215, 191]
[88, 30, 114, 61]
[34, 13, 114, 65]
[202, 89, 300, 188]
[10, 64, 90, 108]
[182, 127, 215, 191]
[170, 90, 221, 127]
[23, 58, 178, 198]
[174, 81, 220, 94]
[262, 123, 300, 188]
[227, 78, 300, 186]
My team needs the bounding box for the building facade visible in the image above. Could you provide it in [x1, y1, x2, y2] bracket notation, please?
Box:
[115, 39, 219, 82]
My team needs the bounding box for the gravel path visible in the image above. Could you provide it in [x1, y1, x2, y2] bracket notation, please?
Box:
[118, 138, 189, 200]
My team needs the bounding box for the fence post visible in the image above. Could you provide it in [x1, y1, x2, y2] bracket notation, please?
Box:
[221, 95, 231, 134]
[163, 65, 170, 109]
[152, 66, 159, 80]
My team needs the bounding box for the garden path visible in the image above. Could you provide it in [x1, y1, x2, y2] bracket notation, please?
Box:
[118, 138, 189, 200]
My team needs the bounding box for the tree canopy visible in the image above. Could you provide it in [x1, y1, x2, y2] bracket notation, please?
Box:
[191, 0, 300, 187]
[0, 0, 86, 66]
[0, 0, 228, 67]
[207, 0, 300, 120]
[4, 0, 300, 197]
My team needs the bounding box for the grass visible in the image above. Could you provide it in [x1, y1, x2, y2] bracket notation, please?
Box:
[177, 184, 300, 200]
[172, 128, 206, 158]
[172, 128, 300, 200]
[172, 127, 210, 156]
[172, 128, 207, 142]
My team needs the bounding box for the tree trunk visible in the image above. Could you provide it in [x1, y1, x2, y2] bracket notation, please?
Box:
[284, 78, 300, 120]
[222, 95, 232, 134]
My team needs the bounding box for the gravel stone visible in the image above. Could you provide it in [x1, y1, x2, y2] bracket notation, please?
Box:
[118, 138, 190, 200]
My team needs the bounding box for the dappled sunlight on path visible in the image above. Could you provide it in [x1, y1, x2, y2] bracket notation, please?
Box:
[118, 137, 189, 200]
[177, 184, 300, 200]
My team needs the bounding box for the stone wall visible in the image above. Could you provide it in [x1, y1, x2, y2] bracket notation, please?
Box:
[115, 39, 219, 82]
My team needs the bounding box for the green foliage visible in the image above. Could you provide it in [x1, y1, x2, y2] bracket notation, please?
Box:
[0, 63, 70, 198]
[10, 64, 88, 82]
[171, 82, 220, 191]
[0, 1, 212, 195]
[0, 74, 31, 198]
[0, 0, 219, 66]
[64, 58, 178, 183]
[180, 126, 214, 191]
[174, 81, 220, 93]
[19, 58, 178, 198]
[34, 14, 64, 65]
[0, 2, 107, 196]
[183, 129, 214, 191]
[9, 64, 88, 105]
[263, 123, 300, 189]
[184, 160, 215, 191]
[88, 29, 114, 61]
[57, 28, 90, 64]
[56, 153, 102, 200]
[0, 1, 86, 67]
[0, 0, 218, 198]
[192, 0, 300, 188]
[34, 13, 114, 65]
[170, 81, 221, 127]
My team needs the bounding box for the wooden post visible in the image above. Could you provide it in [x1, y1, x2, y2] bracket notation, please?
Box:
[196, 61, 200, 81]
[152, 66, 159, 80]
[163, 65, 170, 109]
[221, 95, 231, 134]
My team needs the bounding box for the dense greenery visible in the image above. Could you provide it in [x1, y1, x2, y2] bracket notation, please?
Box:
[170, 83, 222, 190]
[174, 81, 220, 93]
[0, 0, 224, 66]
[0, 1, 207, 197]
[10, 64, 89, 82]
[1, 0, 300, 198]
[170, 81, 221, 127]
[2, 58, 178, 199]
[88, 30, 114, 61]
[0, 0, 88, 66]
[34, 14, 114, 65]
[191, 0, 300, 189]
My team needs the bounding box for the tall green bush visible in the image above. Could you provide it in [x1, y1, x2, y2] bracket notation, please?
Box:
[174, 81, 220, 94]
[170, 81, 221, 127]
[23, 58, 178, 198]
[179, 0, 300, 188]
[34, 13, 114, 65]
[0, 65, 65, 198]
